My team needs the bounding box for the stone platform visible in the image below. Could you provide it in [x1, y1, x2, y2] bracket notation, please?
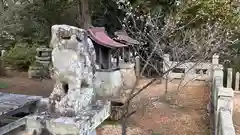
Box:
[0, 92, 41, 118]
[26, 100, 110, 135]
[0, 92, 42, 134]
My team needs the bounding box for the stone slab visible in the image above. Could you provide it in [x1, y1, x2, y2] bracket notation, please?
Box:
[0, 92, 42, 117]
[26, 100, 110, 135]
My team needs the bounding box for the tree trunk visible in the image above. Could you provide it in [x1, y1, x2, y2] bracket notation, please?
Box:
[6, 0, 14, 7]
[0, 0, 4, 13]
[78, 0, 91, 29]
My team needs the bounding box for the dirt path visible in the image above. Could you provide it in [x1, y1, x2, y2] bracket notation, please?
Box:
[97, 79, 210, 135]
[0, 71, 53, 97]
[0, 72, 210, 135]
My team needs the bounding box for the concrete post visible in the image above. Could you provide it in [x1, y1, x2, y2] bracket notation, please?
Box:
[215, 87, 234, 135]
[235, 72, 239, 91]
[212, 54, 219, 65]
[163, 54, 170, 62]
[163, 54, 171, 77]
[1, 50, 6, 57]
[213, 67, 224, 87]
[213, 77, 223, 108]
[212, 67, 224, 110]
[227, 68, 233, 88]
[219, 111, 236, 135]
[210, 54, 219, 84]
[135, 56, 140, 78]
[0, 49, 5, 76]
[185, 63, 195, 82]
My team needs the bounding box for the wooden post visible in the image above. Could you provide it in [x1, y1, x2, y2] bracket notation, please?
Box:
[99, 48, 103, 68]
[128, 48, 131, 63]
[235, 72, 240, 91]
[108, 50, 112, 69]
[116, 49, 119, 68]
[122, 47, 125, 62]
[0, 0, 4, 13]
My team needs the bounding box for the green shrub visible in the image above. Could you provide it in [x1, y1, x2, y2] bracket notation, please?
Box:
[3, 42, 37, 71]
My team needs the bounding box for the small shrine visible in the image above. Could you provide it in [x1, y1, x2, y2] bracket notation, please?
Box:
[87, 27, 127, 70]
[114, 29, 140, 45]
[113, 29, 140, 63]
[88, 27, 139, 120]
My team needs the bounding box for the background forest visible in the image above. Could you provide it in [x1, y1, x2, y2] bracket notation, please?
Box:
[0, 0, 239, 73]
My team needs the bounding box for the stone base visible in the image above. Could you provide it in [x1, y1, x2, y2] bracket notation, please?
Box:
[28, 66, 50, 79]
[25, 101, 110, 135]
[109, 101, 124, 121]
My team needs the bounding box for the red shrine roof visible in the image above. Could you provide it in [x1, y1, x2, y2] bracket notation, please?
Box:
[114, 30, 140, 45]
[87, 27, 127, 48]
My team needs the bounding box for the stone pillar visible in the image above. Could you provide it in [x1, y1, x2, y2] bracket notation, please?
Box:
[212, 67, 224, 86]
[212, 67, 224, 110]
[227, 68, 233, 88]
[163, 54, 171, 92]
[0, 49, 6, 76]
[1, 50, 6, 57]
[163, 54, 170, 61]
[185, 63, 195, 82]
[218, 110, 236, 135]
[210, 54, 220, 82]
[235, 72, 239, 91]
[212, 54, 219, 65]
[215, 87, 234, 135]
[163, 54, 171, 77]
[135, 56, 140, 78]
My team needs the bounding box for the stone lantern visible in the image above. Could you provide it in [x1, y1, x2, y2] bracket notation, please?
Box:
[28, 47, 52, 79]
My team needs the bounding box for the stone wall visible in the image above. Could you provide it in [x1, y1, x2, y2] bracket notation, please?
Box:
[211, 66, 236, 135]
[163, 54, 223, 81]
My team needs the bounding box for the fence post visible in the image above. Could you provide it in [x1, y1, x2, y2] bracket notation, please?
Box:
[227, 68, 233, 88]
[135, 56, 140, 78]
[0, 49, 6, 76]
[1, 50, 6, 57]
[212, 67, 224, 109]
[163, 54, 170, 78]
[210, 54, 220, 83]
[235, 72, 239, 91]
[215, 87, 234, 135]
[163, 54, 171, 92]
[212, 54, 219, 65]
[212, 67, 224, 86]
